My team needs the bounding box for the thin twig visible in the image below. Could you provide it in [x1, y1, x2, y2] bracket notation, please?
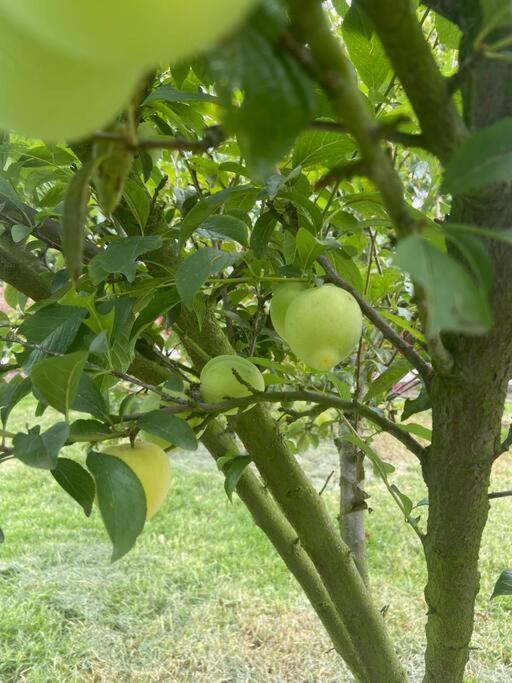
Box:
[488, 490, 512, 500]
[319, 470, 335, 496]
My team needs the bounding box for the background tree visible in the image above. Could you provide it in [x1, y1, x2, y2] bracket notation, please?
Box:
[0, 1, 511, 682]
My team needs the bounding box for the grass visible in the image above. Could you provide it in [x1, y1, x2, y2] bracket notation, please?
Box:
[0, 398, 510, 682]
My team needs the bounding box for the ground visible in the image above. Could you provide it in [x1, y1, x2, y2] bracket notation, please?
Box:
[0, 398, 510, 682]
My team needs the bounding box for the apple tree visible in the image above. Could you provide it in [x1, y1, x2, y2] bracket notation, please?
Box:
[0, 1, 511, 681]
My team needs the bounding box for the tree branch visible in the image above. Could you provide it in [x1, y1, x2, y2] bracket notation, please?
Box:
[0, 198, 99, 262]
[488, 490, 512, 500]
[358, 0, 467, 162]
[119, 388, 426, 461]
[318, 255, 433, 387]
[202, 422, 366, 678]
[310, 119, 432, 152]
[0, 234, 52, 300]
[285, 0, 417, 239]
[91, 125, 225, 153]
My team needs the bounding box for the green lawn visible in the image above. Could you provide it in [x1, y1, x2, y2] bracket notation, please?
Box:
[0, 399, 511, 682]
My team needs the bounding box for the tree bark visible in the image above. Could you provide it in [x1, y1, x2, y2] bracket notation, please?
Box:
[421, 12, 512, 681]
[336, 431, 369, 586]
[422, 373, 505, 681]
[202, 421, 367, 681]
[0, 234, 52, 301]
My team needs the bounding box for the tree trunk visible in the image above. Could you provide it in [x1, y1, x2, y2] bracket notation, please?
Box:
[422, 373, 505, 681]
[421, 12, 512, 680]
[336, 429, 369, 586]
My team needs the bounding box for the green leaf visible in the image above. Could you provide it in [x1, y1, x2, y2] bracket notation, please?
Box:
[19, 304, 86, 345]
[279, 191, 324, 233]
[197, 214, 249, 247]
[137, 411, 198, 451]
[250, 212, 278, 257]
[0, 377, 32, 426]
[435, 13, 462, 49]
[13, 422, 70, 470]
[69, 419, 113, 442]
[332, 0, 350, 18]
[442, 222, 512, 246]
[18, 304, 87, 370]
[442, 118, 512, 195]
[31, 351, 88, 417]
[179, 186, 256, 246]
[491, 569, 512, 599]
[176, 248, 240, 307]
[88, 236, 162, 285]
[365, 358, 412, 402]
[398, 423, 432, 441]
[131, 287, 181, 340]
[445, 231, 493, 295]
[293, 128, 356, 170]
[223, 456, 251, 502]
[122, 178, 150, 231]
[144, 85, 219, 105]
[328, 251, 364, 293]
[402, 390, 431, 421]
[11, 223, 31, 243]
[481, 0, 512, 30]
[330, 376, 352, 401]
[216, 26, 314, 178]
[343, 4, 391, 90]
[87, 451, 146, 562]
[0, 175, 32, 222]
[395, 235, 492, 335]
[389, 484, 414, 517]
[343, 432, 395, 478]
[379, 311, 425, 343]
[62, 157, 104, 282]
[296, 228, 329, 271]
[51, 457, 96, 517]
[72, 374, 110, 420]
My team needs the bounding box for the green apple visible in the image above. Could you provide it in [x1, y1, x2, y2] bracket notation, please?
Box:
[284, 284, 362, 371]
[200, 355, 265, 413]
[103, 441, 171, 520]
[0, 9, 140, 140]
[269, 282, 307, 340]
[0, 0, 257, 69]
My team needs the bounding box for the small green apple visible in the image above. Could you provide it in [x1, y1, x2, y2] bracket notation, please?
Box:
[0, 0, 257, 69]
[269, 282, 307, 340]
[200, 355, 265, 413]
[103, 441, 171, 520]
[0, 9, 140, 140]
[284, 284, 362, 371]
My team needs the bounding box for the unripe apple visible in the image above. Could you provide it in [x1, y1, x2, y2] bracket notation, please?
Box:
[269, 282, 307, 340]
[0, 0, 257, 70]
[200, 355, 265, 413]
[284, 284, 362, 371]
[103, 441, 171, 520]
[0, 10, 139, 140]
